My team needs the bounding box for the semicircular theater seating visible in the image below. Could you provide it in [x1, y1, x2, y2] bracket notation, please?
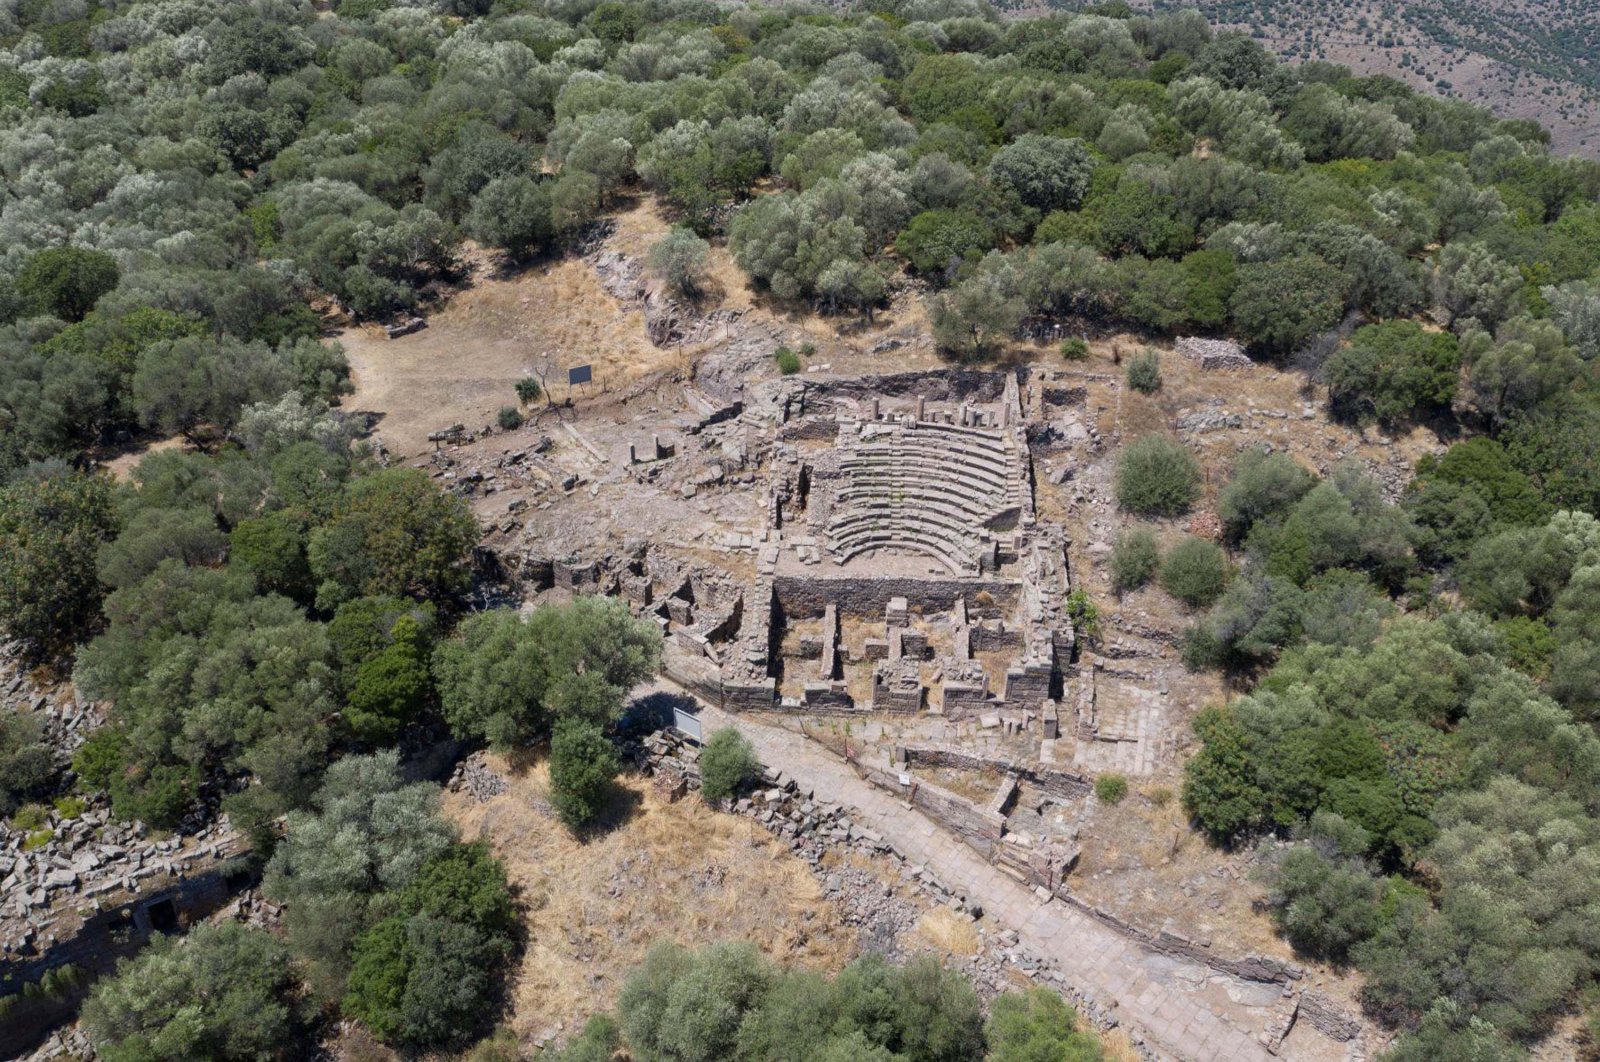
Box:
[825, 422, 1024, 575]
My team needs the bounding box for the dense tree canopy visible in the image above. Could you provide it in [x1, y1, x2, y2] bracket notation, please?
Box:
[83, 923, 305, 1062]
[0, 471, 118, 658]
[2, 1, 1600, 1057]
[434, 596, 661, 748]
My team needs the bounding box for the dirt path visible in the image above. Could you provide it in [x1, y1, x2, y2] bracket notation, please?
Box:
[692, 701, 1287, 1062]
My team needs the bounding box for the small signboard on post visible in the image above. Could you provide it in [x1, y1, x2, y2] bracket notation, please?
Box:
[672, 704, 703, 743]
[568, 364, 593, 387]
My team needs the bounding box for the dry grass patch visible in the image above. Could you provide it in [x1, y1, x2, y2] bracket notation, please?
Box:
[910, 905, 981, 959]
[1070, 787, 1289, 961]
[440, 754, 858, 1045]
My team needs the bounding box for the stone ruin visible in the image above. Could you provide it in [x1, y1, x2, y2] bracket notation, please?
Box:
[499, 369, 1086, 727]
[1174, 336, 1253, 370]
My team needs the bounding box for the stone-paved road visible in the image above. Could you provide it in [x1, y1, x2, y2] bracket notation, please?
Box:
[695, 702, 1285, 1062]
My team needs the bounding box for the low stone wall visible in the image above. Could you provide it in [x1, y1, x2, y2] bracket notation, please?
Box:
[941, 680, 990, 718]
[1175, 336, 1252, 370]
[899, 744, 1093, 801]
[1000, 665, 1051, 711]
[774, 572, 1021, 621]
[1298, 990, 1363, 1041]
[662, 656, 776, 711]
[866, 743, 1307, 993]
[793, 369, 1010, 408]
[969, 624, 1024, 653]
[859, 762, 1006, 859]
[801, 682, 854, 712]
[630, 728, 1169, 1061]
[1054, 891, 1304, 988]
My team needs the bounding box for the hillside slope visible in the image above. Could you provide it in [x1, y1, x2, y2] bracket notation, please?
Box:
[1132, 0, 1600, 155]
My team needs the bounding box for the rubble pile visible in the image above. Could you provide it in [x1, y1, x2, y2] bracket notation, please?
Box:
[218, 887, 283, 931]
[447, 751, 509, 803]
[23, 1024, 92, 1061]
[1, 810, 244, 951]
[1174, 336, 1253, 370]
[1, 649, 105, 771]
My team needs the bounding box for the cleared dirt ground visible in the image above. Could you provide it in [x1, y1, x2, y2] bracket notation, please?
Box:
[340, 244, 681, 460]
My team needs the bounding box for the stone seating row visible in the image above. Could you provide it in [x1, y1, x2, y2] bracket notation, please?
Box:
[839, 454, 1016, 500]
[843, 437, 1016, 482]
[836, 467, 1023, 521]
[901, 419, 1012, 446]
[840, 450, 1017, 502]
[829, 525, 975, 574]
[832, 491, 1011, 540]
[836, 481, 999, 523]
[827, 510, 984, 573]
[828, 498, 991, 545]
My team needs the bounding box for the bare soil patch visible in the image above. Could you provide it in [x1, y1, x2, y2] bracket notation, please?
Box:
[339, 252, 680, 460]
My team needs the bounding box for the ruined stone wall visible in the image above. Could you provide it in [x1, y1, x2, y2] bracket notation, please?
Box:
[801, 683, 855, 712]
[774, 573, 1021, 620]
[899, 745, 1093, 801]
[969, 624, 1024, 653]
[1000, 665, 1052, 711]
[790, 369, 1011, 408]
[856, 749, 1306, 994]
[941, 680, 990, 718]
[1298, 991, 1362, 1041]
[856, 762, 1005, 860]
[1053, 891, 1304, 988]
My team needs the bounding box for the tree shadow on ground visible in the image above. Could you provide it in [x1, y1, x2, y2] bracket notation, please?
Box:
[618, 690, 697, 738]
[575, 782, 645, 841]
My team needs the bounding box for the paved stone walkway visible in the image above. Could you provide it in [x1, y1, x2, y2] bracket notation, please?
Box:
[697, 703, 1284, 1062]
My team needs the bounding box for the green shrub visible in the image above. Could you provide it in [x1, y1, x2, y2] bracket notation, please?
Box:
[24, 828, 53, 850]
[1125, 348, 1161, 393]
[0, 708, 50, 818]
[11, 801, 47, 831]
[548, 1015, 620, 1062]
[1065, 588, 1100, 642]
[1218, 450, 1315, 544]
[53, 795, 86, 819]
[344, 911, 504, 1049]
[699, 727, 760, 802]
[1060, 337, 1089, 361]
[1325, 321, 1460, 424]
[775, 347, 801, 375]
[1095, 774, 1128, 804]
[1111, 527, 1161, 593]
[16, 246, 120, 322]
[1115, 435, 1201, 517]
[1494, 615, 1556, 678]
[548, 719, 619, 831]
[1160, 537, 1231, 607]
[515, 377, 541, 405]
[1267, 844, 1381, 963]
[464, 1027, 522, 1062]
[614, 944, 987, 1062]
[401, 841, 517, 943]
[496, 405, 524, 430]
[986, 987, 1102, 1062]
